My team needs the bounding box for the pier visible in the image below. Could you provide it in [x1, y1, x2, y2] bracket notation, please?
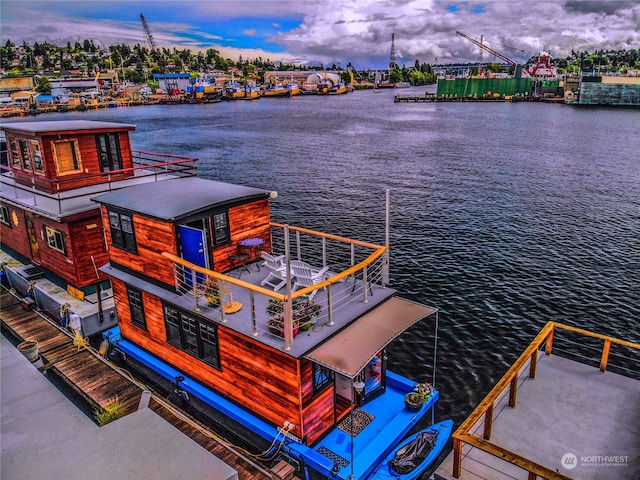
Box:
[434, 322, 640, 480]
[0, 287, 272, 480]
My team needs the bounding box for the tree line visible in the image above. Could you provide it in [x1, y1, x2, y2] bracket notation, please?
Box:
[2, 39, 639, 89]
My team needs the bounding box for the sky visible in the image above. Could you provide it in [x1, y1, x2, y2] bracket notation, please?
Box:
[1, 0, 639, 69]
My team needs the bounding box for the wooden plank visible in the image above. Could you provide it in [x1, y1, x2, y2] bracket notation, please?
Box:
[149, 397, 272, 480]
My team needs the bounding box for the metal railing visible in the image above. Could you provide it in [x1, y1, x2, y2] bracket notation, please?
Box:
[162, 223, 388, 350]
[452, 321, 640, 480]
[0, 150, 197, 215]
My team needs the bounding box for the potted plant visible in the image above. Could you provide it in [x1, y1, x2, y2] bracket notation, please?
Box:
[203, 277, 220, 307]
[266, 296, 321, 337]
[404, 382, 434, 411]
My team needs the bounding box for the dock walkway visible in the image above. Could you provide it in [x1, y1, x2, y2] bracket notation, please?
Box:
[1, 287, 272, 480]
[434, 322, 640, 480]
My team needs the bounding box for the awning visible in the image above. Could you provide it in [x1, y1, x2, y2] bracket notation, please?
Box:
[304, 297, 437, 378]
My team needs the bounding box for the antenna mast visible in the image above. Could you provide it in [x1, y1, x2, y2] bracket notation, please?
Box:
[389, 33, 396, 69]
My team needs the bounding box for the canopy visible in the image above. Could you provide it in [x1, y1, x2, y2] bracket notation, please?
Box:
[305, 297, 437, 378]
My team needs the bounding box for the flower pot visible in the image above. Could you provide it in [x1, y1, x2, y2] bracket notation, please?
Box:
[404, 393, 424, 411]
[18, 341, 39, 363]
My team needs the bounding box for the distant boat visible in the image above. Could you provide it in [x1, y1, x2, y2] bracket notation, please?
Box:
[223, 82, 260, 100]
[262, 83, 289, 98]
[370, 419, 454, 479]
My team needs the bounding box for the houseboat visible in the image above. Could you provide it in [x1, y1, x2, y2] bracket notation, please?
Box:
[0, 120, 197, 337]
[92, 170, 447, 477]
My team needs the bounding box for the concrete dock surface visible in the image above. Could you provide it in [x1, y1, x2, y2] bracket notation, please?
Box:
[434, 352, 640, 480]
[1, 334, 239, 480]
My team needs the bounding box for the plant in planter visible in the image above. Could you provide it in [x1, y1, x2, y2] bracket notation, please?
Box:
[266, 296, 321, 337]
[404, 382, 434, 411]
[203, 277, 220, 307]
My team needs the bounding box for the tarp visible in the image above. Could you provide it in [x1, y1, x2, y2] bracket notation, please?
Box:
[305, 297, 437, 378]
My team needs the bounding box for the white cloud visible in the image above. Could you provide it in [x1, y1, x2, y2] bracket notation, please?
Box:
[1, 0, 638, 68]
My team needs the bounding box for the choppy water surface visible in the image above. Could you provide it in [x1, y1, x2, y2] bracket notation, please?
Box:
[13, 88, 639, 426]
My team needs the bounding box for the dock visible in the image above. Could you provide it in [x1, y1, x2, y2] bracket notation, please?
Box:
[434, 322, 640, 480]
[0, 287, 272, 480]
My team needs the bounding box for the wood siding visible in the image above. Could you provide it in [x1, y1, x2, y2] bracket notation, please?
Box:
[213, 199, 272, 272]
[300, 359, 337, 445]
[0, 203, 107, 288]
[5, 129, 134, 194]
[102, 206, 178, 286]
[113, 276, 310, 439]
[0, 203, 32, 260]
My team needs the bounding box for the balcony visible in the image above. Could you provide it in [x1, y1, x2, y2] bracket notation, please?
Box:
[164, 223, 395, 355]
[0, 150, 197, 219]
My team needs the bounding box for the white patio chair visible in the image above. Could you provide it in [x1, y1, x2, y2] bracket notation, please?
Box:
[290, 260, 329, 300]
[260, 252, 288, 291]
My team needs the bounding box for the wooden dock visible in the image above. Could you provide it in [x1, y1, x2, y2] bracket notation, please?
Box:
[0, 287, 272, 479]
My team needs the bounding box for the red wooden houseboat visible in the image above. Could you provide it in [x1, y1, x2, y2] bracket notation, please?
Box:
[93, 172, 444, 478]
[0, 120, 197, 336]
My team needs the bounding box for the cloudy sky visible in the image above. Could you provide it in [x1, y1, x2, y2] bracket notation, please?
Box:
[1, 1, 638, 68]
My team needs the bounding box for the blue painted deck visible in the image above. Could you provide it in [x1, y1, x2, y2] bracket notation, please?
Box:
[105, 327, 438, 479]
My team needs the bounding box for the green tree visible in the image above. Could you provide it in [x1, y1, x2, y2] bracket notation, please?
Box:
[35, 76, 52, 94]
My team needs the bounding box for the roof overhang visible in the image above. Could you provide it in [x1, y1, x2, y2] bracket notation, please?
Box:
[304, 297, 437, 379]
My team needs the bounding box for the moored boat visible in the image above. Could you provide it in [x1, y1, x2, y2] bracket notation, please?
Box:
[0, 120, 198, 337]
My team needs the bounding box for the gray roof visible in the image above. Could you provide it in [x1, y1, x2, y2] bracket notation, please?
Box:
[0, 120, 136, 135]
[92, 177, 272, 222]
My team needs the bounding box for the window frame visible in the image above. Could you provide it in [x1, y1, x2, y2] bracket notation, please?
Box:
[52, 138, 82, 175]
[9, 138, 21, 169]
[212, 211, 230, 245]
[107, 209, 137, 253]
[45, 225, 66, 254]
[19, 139, 32, 171]
[312, 362, 333, 395]
[30, 140, 45, 174]
[127, 286, 146, 330]
[163, 303, 220, 369]
[95, 133, 123, 172]
[0, 205, 11, 228]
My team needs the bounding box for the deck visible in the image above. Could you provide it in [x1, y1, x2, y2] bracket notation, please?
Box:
[434, 323, 640, 480]
[0, 287, 273, 479]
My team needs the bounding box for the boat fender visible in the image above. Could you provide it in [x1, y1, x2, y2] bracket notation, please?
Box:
[60, 303, 70, 327]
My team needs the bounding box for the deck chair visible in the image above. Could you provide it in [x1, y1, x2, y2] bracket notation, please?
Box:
[260, 252, 288, 291]
[290, 260, 329, 300]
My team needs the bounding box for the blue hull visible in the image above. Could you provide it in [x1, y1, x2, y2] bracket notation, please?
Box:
[369, 419, 454, 479]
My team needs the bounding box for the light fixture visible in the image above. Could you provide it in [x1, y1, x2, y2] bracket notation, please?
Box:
[353, 381, 365, 394]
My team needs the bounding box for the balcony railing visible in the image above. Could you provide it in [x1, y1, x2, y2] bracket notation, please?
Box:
[0, 150, 197, 215]
[451, 322, 640, 480]
[163, 223, 388, 350]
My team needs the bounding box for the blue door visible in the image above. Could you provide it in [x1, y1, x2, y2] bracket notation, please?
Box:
[179, 226, 207, 288]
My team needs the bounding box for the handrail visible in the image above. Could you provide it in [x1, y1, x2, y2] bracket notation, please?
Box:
[452, 321, 640, 479]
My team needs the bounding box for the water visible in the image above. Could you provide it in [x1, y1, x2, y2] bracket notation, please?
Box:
[6, 88, 639, 426]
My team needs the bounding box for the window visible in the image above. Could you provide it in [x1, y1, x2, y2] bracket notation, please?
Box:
[96, 133, 122, 172]
[313, 363, 333, 394]
[53, 139, 82, 175]
[30, 140, 44, 174]
[163, 304, 220, 369]
[0, 205, 10, 227]
[108, 209, 137, 253]
[9, 139, 21, 168]
[212, 211, 230, 245]
[127, 287, 146, 330]
[19, 140, 32, 171]
[45, 226, 66, 254]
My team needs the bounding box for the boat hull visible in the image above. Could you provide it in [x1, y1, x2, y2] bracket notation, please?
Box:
[369, 419, 454, 479]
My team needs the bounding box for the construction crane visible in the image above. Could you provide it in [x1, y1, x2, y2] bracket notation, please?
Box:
[456, 31, 532, 77]
[140, 13, 180, 95]
[140, 14, 157, 50]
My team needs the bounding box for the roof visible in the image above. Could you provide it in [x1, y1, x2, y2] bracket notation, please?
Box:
[305, 297, 437, 378]
[0, 120, 136, 135]
[92, 177, 272, 222]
